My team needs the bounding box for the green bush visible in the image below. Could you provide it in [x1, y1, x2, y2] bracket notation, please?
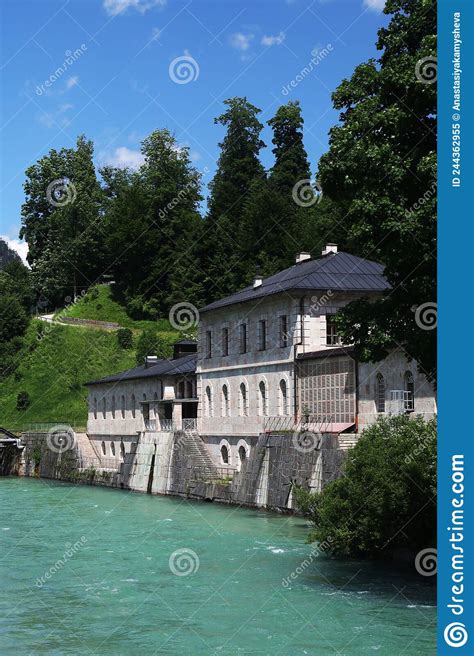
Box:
[295, 415, 437, 558]
[16, 390, 31, 410]
[135, 328, 174, 365]
[117, 328, 133, 349]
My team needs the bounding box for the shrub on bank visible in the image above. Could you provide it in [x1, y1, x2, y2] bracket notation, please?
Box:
[295, 415, 437, 558]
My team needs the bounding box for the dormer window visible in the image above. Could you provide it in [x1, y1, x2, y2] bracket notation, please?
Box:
[326, 315, 342, 346]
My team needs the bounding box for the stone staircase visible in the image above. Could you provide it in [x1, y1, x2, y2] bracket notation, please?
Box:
[175, 430, 219, 481]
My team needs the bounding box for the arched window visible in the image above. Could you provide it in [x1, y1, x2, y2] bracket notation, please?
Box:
[259, 381, 268, 416]
[222, 384, 230, 417]
[121, 395, 125, 418]
[239, 382, 248, 417]
[111, 396, 116, 419]
[131, 394, 136, 418]
[101, 441, 106, 455]
[238, 445, 247, 464]
[376, 373, 385, 413]
[279, 379, 288, 416]
[205, 386, 213, 417]
[93, 398, 97, 420]
[102, 398, 106, 419]
[110, 441, 115, 456]
[220, 444, 229, 464]
[404, 371, 415, 411]
[120, 440, 125, 460]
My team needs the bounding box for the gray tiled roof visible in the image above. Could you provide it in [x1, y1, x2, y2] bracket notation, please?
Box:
[85, 353, 197, 386]
[200, 251, 389, 313]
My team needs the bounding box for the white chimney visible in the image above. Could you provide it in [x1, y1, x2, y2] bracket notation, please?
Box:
[295, 252, 312, 264]
[322, 243, 338, 256]
[145, 355, 158, 368]
[253, 275, 263, 289]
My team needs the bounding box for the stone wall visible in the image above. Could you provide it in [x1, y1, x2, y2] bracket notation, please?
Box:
[16, 429, 348, 513]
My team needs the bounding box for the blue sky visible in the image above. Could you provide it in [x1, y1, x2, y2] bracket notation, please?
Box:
[0, 0, 388, 262]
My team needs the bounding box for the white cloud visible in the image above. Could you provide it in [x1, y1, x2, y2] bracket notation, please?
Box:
[261, 31, 285, 46]
[363, 0, 386, 11]
[103, 0, 166, 16]
[101, 146, 145, 170]
[1, 236, 29, 265]
[38, 104, 73, 129]
[229, 32, 254, 51]
[65, 76, 79, 90]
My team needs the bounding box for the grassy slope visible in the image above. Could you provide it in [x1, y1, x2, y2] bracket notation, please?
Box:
[0, 286, 179, 431]
[57, 284, 172, 332]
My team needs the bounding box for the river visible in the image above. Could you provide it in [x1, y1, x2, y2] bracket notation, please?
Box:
[0, 478, 435, 655]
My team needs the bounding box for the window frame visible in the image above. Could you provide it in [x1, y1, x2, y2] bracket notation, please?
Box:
[326, 315, 342, 346]
[279, 315, 288, 348]
[221, 327, 229, 357]
[257, 319, 267, 351]
[239, 323, 248, 354]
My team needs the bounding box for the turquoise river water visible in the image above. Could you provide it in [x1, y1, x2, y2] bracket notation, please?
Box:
[0, 478, 436, 655]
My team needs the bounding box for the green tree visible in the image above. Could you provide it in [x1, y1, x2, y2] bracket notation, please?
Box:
[317, 0, 436, 380]
[20, 136, 106, 306]
[295, 416, 437, 558]
[104, 130, 203, 317]
[240, 101, 316, 278]
[135, 328, 174, 365]
[200, 98, 265, 301]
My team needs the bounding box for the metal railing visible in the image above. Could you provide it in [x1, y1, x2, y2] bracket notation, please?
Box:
[264, 415, 335, 434]
[144, 419, 157, 431]
[160, 418, 174, 432]
[182, 418, 197, 431]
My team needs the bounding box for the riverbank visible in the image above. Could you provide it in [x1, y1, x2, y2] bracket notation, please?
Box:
[0, 477, 436, 655]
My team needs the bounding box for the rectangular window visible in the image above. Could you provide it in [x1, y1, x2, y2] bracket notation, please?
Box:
[205, 330, 212, 358]
[239, 323, 247, 354]
[221, 327, 229, 356]
[279, 315, 288, 348]
[326, 316, 342, 346]
[257, 319, 267, 351]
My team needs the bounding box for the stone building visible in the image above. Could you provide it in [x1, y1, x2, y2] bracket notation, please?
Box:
[85, 245, 436, 476]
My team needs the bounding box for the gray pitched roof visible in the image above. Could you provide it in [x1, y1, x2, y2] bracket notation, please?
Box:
[200, 251, 389, 314]
[85, 353, 197, 386]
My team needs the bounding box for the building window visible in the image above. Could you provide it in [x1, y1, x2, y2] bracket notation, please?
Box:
[404, 371, 415, 411]
[239, 382, 248, 416]
[102, 398, 106, 419]
[376, 373, 385, 413]
[279, 315, 288, 347]
[326, 316, 342, 346]
[185, 380, 193, 398]
[221, 327, 229, 356]
[110, 441, 115, 456]
[93, 398, 97, 420]
[220, 444, 229, 465]
[221, 384, 230, 417]
[257, 319, 267, 351]
[205, 331, 212, 359]
[177, 381, 185, 399]
[153, 392, 159, 417]
[101, 441, 106, 455]
[259, 381, 268, 416]
[121, 395, 125, 418]
[131, 394, 136, 419]
[238, 445, 247, 463]
[205, 386, 213, 417]
[239, 323, 247, 354]
[120, 441, 125, 460]
[279, 379, 289, 416]
[111, 396, 116, 419]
